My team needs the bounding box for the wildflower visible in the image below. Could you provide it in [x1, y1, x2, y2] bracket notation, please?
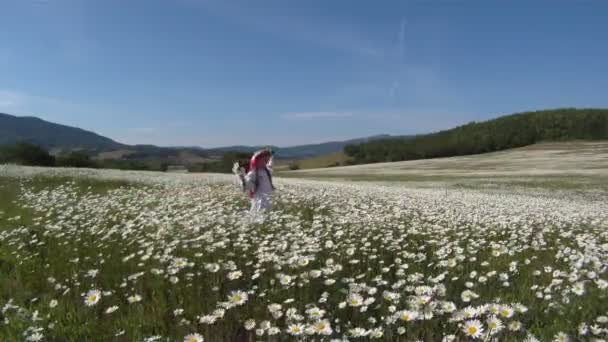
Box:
[554, 332, 570, 342]
[287, 324, 305, 336]
[84, 289, 101, 306]
[279, 274, 293, 286]
[105, 305, 119, 314]
[306, 307, 325, 319]
[228, 291, 248, 306]
[461, 306, 478, 319]
[227, 271, 242, 280]
[127, 294, 142, 304]
[486, 316, 504, 334]
[49, 300, 58, 308]
[499, 305, 514, 318]
[578, 322, 589, 335]
[508, 320, 522, 331]
[572, 282, 585, 296]
[244, 319, 256, 330]
[442, 301, 457, 313]
[348, 293, 364, 307]
[26, 332, 44, 342]
[461, 290, 479, 303]
[398, 310, 418, 322]
[184, 333, 204, 342]
[313, 320, 333, 335]
[199, 315, 216, 324]
[524, 333, 540, 342]
[462, 320, 484, 339]
[310, 270, 322, 278]
[369, 328, 383, 338]
[349, 327, 368, 337]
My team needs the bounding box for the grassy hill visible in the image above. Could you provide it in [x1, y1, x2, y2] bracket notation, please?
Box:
[344, 108, 608, 164]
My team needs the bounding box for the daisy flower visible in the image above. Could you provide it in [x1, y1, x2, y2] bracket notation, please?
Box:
[508, 320, 522, 331]
[287, 324, 305, 336]
[398, 310, 419, 322]
[348, 293, 364, 307]
[244, 319, 256, 331]
[524, 334, 540, 342]
[462, 320, 484, 339]
[184, 333, 204, 342]
[572, 282, 585, 296]
[313, 320, 333, 335]
[105, 305, 119, 314]
[486, 316, 504, 334]
[499, 305, 514, 318]
[84, 289, 101, 306]
[127, 294, 142, 304]
[228, 290, 248, 306]
[553, 332, 570, 342]
[26, 332, 44, 342]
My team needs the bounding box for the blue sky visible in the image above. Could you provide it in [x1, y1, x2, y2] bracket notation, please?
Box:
[1, 0, 607, 147]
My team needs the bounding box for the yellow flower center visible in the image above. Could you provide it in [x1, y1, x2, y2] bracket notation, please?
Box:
[468, 326, 478, 335]
[89, 295, 97, 302]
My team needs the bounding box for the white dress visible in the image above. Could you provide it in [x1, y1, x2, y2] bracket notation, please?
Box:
[243, 158, 274, 213]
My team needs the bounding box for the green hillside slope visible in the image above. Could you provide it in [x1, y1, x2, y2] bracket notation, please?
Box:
[345, 108, 608, 164]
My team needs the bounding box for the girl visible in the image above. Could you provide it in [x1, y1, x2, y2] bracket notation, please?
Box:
[233, 149, 275, 215]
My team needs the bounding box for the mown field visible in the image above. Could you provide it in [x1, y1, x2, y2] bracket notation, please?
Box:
[283, 142, 608, 191]
[1, 164, 607, 341]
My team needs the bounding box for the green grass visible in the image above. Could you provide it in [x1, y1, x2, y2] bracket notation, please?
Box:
[1, 173, 607, 341]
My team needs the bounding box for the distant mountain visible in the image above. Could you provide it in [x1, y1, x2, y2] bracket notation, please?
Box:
[272, 135, 407, 159]
[0, 113, 396, 161]
[206, 135, 408, 159]
[0, 113, 124, 151]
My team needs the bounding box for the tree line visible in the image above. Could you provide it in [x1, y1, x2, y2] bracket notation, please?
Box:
[344, 108, 608, 164]
[0, 143, 170, 171]
[0, 142, 251, 173]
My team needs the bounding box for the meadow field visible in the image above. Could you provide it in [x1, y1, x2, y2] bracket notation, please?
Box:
[1, 163, 607, 341]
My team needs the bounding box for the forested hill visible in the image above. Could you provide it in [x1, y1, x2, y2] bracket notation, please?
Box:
[344, 108, 608, 164]
[0, 113, 124, 150]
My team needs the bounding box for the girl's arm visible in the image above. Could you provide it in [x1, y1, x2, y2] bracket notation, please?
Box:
[266, 156, 274, 174]
[232, 163, 247, 191]
[243, 169, 257, 191]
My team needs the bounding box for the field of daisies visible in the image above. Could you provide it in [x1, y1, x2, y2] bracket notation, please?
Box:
[1, 165, 607, 342]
